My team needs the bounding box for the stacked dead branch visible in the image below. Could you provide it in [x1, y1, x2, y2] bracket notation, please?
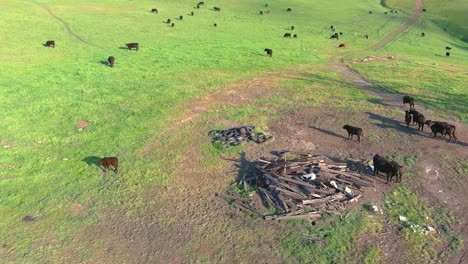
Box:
[222, 152, 374, 222]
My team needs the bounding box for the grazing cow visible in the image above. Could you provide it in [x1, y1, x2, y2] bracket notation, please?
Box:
[330, 34, 339, 40]
[198, 1, 204, 5]
[171, 23, 175, 27]
[45, 40, 55, 48]
[196, 5, 200, 9]
[151, 8, 158, 13]
[99, 157, 119, 173]
[365, 34, 369, 39]
[342, 125, 363, 143]
[339, 43, 346, 48]
[373, 154, 402, 183]
[166, 18, 171, 24]
[443, 124, 457, 143]
[445, 46, 452, 51]
[446, 52, 450, 57]
[264, 48, 273, 57]
[403, 95, 415, 109]
[214, 23, 217, 27]
[384, 12, 388, 14]
[422, 8, 427, 11]
[291, 26, 295, 31]
[369, 11, 373, 14]
[293, 34, 297, 38]
[266, 9, 271, 13]
[339, 32, 343, 35]
[107, 56, 115, 67]
[421, 32, 425, 37]
[213, 7, 221, 11]
[395, 10, 398, 13]
[404, 110, 412, 127]
[191, 11, 194, 16]
[265, 4, 268, 7]
[284, 33, 292, 38]
[179, 15, 183, 20]
[260, 11, 263, 15]
[286, 8, 292, 12]
[409, 109, 425, 131]
[126, 43, 139, 50]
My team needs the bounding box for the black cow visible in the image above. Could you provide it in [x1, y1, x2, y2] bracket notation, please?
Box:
[198, 1, 205, 5]
[214, 23, 217, 27]
[330, 33, 339, 40]
[291, 26, 295, 31]
[166, 18, 171, 24]
[286, 8, 292, 12]
[293, 34, 297, 38]
[369, 11, 373, 14]
[445, 46, 452, 51]
[260, 11, 263, 15]
[339, 32, 343, 35]
[179, 15, 183, 20]
[446, 52, 450, 57]
[403, 95, 415, 109]
[343, 125, 363, 143]
[213, 7, 221, 11]
[99, 157, 119, 174]
[126, 43, 139, 50]
[373, 154, 402, 183]
[265, 4, 268, 7]
[191, 11, 194, 16]
[171, 23, 175, 27]
[422, 8, 427, 12]
[264, 48, 273, 57]
[196, 5, 200, 9]
[426, 121, 457, 143]
[421, 32, 425, 37]
[330, 25, 334, 30]
[404, 110, 412, 127]
[365, 34, 369, 39]
[151, 8, 158, 13]
[107, 56, 115, 67]
[284, 33, 292, 38]
[45, 40, 55, 48]
[409, 109, 425, 131]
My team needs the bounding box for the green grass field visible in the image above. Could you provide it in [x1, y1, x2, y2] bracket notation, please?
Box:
[1, 0, 467, 262]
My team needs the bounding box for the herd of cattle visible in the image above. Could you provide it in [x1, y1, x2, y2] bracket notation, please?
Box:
[341, 95, 459, 183]
[41, 3, 460, 184]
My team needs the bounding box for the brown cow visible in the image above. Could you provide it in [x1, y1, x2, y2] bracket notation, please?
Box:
[339, 43, 346, 48]
[107, 56, 115, 67]
[99, 157, 119, 173]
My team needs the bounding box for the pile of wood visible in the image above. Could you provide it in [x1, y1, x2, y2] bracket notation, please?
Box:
[222, 152, 374, 222]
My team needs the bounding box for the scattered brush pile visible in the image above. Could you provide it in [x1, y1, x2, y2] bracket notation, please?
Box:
[209, 126, 272, 148]
[220, 152, 374, 222]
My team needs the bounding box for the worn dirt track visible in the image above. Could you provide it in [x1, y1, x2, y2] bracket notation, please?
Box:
[29, 0, 103, 48]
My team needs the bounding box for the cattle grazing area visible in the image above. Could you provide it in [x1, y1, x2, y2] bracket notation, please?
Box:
[0, 0, 467, 263]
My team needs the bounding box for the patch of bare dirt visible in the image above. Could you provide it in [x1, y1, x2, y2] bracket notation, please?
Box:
[68, 203, 89, 218]
[76, 120, 91, 128]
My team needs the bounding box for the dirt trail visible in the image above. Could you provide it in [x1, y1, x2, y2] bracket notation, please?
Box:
[329, 0, 423, 107]
[29, 0, 103, 49]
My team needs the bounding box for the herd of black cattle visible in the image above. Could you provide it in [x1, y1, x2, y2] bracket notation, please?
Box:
[40, 3, 460, 184]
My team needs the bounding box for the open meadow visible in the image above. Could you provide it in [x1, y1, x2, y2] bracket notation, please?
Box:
[0, 0, 467, 263]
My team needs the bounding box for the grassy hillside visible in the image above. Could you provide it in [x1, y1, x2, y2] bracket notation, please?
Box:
[0, 0, 466, 262]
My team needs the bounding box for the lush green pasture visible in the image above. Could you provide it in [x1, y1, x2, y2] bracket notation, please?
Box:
[0, 0, 466, 261]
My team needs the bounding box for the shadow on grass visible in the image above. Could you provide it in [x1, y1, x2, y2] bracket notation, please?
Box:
[100, 60, 110, 66]
[82, 156, 101, 167]
[118, 47, 129, 50]
[309, 125, 348, 140]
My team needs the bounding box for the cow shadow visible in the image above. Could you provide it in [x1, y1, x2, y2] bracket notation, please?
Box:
[366, 112, 432, 137]
[309, 125, 348, 140]
[250, 52, 265, 56]
[118, 47, 129, 50]
[82, 156, 101, 167]
[100, 60, 110, 66]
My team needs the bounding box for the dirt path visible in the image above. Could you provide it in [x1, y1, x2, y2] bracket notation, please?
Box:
[29, 0, 103, 49]
[329, 0, 424, 106]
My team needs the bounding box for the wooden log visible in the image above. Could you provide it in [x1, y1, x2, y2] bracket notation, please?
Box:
[215, 193, 250, 202]
[266, 212, 321, 221]
[302, 193, 345, 205]
[233, 202, 262, 217]
[272, 186, 307, 200]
